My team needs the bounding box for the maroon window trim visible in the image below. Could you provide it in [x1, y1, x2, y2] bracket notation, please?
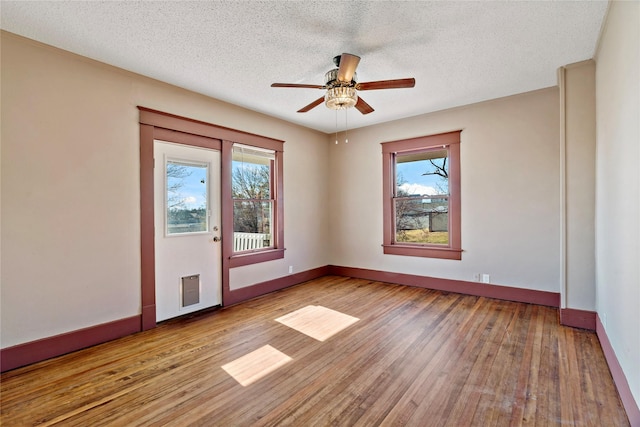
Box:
[138, 107, 284, 327]
[381, 131, 462, 260]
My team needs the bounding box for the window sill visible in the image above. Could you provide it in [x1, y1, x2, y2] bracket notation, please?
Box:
[382, 244, 462, 260]
[229, 248, 285, 268]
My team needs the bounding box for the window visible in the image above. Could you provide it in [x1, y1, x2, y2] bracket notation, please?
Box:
[166, 160, 209, 235]
[225, 140, 284, 267]
[232, 144, 274, 251]
[382, 131, 462, 260]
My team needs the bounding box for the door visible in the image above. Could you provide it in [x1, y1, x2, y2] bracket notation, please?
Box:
[154, 140, 221, 322]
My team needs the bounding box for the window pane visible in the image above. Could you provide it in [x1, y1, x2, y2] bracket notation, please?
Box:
[232, 145, 273, 199]
[395, 197, 449, 245]
[166, 161, 208, 234]
[233, 200, 273, 250]
[396, 149, 448, 197]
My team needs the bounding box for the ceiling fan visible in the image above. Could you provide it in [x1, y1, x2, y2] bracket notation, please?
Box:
[271, 53, 415, 115]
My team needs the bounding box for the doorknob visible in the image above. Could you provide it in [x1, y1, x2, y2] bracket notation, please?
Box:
[212, 236, 222, 242]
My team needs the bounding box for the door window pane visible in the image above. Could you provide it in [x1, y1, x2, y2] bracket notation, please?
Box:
[166, 161, 208, 234]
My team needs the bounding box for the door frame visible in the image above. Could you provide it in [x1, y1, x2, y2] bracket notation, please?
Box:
[138, 107, 283, 330]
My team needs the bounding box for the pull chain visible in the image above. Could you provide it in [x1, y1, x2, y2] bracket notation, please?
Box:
[345, 109, 349, 143]
[335, 110, 339, 144]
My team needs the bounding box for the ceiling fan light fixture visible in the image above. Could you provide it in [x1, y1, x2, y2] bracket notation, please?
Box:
[272, 53, 413, 115]
[325, 86, 358, 110]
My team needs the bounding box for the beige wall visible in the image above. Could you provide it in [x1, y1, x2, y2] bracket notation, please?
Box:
[0, 32, 330, 348]
[328, 88, 561, 292]
[595, 0, 640, 407]
[560, 60, 597, 311]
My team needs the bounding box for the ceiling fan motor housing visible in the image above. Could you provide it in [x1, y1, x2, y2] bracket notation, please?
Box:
[324, 68, 357, 87]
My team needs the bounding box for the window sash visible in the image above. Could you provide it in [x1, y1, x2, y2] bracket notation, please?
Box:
[232, 199, 274, 251]
[393, 194, 450, 246]
[393, 195, 450, 202]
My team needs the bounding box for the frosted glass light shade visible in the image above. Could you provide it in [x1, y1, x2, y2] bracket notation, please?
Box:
[325, 86, 358, 110]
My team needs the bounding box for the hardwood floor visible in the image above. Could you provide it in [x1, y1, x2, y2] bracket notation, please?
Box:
[0, 276, 629, 426]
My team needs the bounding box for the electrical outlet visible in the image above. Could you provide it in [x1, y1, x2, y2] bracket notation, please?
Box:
[482, 274, 490, 284]
[288, 265, 293, 274]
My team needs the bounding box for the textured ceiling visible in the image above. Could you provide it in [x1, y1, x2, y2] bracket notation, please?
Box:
[1, 1, 608, 133]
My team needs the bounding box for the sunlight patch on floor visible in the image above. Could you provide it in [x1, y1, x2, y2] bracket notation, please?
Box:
[221, 345, 292, 386]
[275, 305, 359, 341]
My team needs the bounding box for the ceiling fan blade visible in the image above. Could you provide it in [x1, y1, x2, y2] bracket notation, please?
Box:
[355, 96, 374, 115]
[297, 97, 325, 113]
[271, 83, 325, 89]
[337, 53, 361, 82]
[357, 78, 416, 91]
